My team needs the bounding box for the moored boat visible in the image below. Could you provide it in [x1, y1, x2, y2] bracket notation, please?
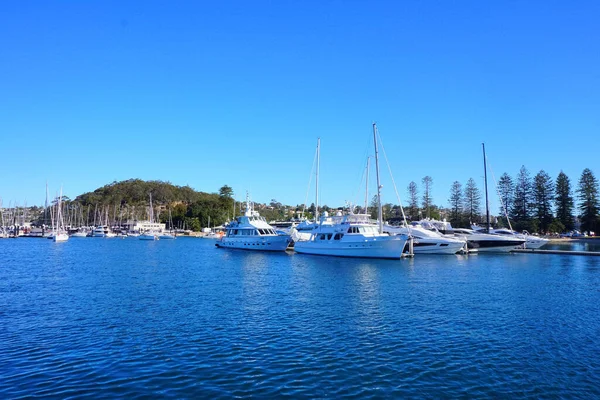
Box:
[216, 196, 291, 251]
[294, 123, 408, 259]
[384, 223, 466, 254]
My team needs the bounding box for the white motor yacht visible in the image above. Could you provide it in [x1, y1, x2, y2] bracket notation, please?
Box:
[452, 227, 525, 253]
[384, 223, 466, 254]
[294, 212, 409, 259]
[472, 226, 548, 249]
[216, 196, 291, 251]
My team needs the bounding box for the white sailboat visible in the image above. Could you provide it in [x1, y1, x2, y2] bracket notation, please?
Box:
[52, 187, 69, 242]
[294, 123, 409, 259]
[291, 138, 321, 242]
[139, 193, 159, 240]
[158, 208, 176, 239]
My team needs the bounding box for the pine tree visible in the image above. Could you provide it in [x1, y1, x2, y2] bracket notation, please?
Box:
[533, 170, 554, 233]
[577, 168, 600, 234]
[555, 171, 574, 231]
[497, 173, 514, 217]
[422, 176, 433, 219]
[407, 181, 419, 221]
[463, 178, 481, 224]
[511, 166, 532, 222]
[448, 181, 463, 226]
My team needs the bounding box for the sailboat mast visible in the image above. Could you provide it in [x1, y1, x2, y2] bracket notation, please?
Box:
[315, 137, 320, 220]
[364, 156, 370, 213]
[482, 143, 491, 233]
[373, 123, 384, 234]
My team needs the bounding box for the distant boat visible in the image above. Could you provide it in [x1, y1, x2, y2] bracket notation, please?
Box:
[70, 230, 88, 238]
[140, 193, 159, 241]
[216, 194, 291, 251]
[471, 225, 548, 249]
[294, 124, 409, 259]
[158, 208, 176, 239]
[52, 187, 69, 243]
[385, 223, 466, 254]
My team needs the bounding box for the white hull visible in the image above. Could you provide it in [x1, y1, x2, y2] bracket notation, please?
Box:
[523, 238, 549, 249]
[217, 235, 290, 251]
[411, 238, 466, 254]
[139, 233, 158, 240]
[158, 234, 176, 240]
[53, 233, 69, 242]
[70, 232, 88, 238]
[385, 225, 466, 255]
[294, 236, 408, 259]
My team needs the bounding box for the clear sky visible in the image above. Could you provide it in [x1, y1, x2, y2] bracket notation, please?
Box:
[1, 1, 598, 214]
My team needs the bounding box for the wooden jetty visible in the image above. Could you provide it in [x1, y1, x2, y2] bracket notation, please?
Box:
[512, 249, 600, 256]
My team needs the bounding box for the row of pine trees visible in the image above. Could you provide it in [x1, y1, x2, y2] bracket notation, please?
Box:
[402, 168, 599, 235]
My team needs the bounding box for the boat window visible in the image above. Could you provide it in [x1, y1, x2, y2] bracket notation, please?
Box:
[318, 234, 326, 240]
[334, 233, 343, 240]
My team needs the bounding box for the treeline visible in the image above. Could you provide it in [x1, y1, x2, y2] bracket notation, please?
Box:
[399, 167, 598, 234]
[395, 167, 600, 235]
[494, 167, 599, 234]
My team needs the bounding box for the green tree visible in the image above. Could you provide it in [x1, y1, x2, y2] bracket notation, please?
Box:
[533, 170, 554, 233]
[463, 178, 481, 225]
[421, 176, 433, 219]
[448, 181, 463, 226]
[555, 171, 574, 231]
[407, 181, 419, 221]
[577, 168, 600, 234]
[497, 173, 514, 218]
[511, 166, 532, 222]
[218, 185, 234, 198]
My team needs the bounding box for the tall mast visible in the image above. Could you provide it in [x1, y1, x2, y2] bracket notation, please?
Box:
[482, 143, 491, 233]
[373, 123, 383, 234]
[364, 157, 370, 213]
[315, 137, 320, 221]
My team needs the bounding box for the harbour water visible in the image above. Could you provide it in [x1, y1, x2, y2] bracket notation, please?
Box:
[1, 238, 599, 398]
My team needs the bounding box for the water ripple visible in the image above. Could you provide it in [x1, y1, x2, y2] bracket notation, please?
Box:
[1, 239, 600, 398]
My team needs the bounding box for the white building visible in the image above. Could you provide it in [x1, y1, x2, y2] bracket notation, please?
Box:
[123, 220, 166, 233]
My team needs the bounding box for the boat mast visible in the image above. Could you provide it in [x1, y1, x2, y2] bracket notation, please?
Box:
[315, 137, 320, 221]
[364, 156, 370, 213]
[482, 143, 491, 233]
[373, 123, 384, 234]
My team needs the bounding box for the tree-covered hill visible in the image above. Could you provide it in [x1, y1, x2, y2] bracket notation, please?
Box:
[74, 179, 202, 206]
[71, 179, 235, 231]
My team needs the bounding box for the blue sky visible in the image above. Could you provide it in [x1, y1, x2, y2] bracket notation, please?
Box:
[1, 1, 598, 214]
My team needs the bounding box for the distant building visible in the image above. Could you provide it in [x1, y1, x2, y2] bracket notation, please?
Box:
[123, 220, 166, 232]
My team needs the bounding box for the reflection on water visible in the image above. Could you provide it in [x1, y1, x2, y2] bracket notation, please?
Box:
[545, 239, 600, 252]
[0, 238, 599, 398]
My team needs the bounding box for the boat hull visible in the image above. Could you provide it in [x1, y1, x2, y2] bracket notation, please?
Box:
[139, 233, 158, 240]
[411, 239, 466, 255]
[216, 235, 290, 251]
[294, 236, 408, 259]
[53, 233, 69, 242]
[467, 239, 525, 253]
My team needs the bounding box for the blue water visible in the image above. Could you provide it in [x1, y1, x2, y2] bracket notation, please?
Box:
[1, 238, 599, 398]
